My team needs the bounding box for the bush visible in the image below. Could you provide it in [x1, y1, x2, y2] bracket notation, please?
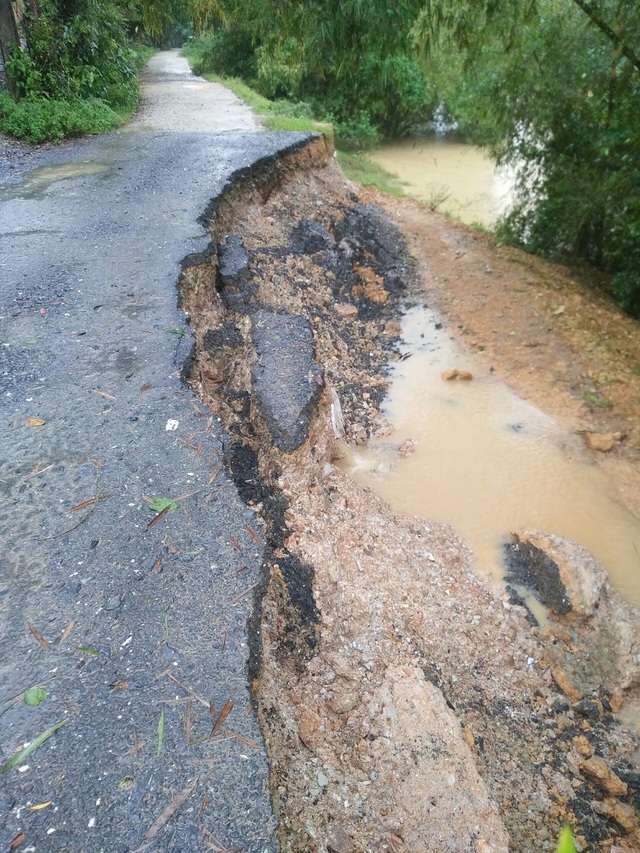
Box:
[0, 92, 123, 143]
[6, 0, 140, 109]
[184, 28, 257, 80]
[331, 113, 381, 151]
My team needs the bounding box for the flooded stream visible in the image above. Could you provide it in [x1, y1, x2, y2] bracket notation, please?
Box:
[342, 304, 640, 610]
[369, 137, 515, 227]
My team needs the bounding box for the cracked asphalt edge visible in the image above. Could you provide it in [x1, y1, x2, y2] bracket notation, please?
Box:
[0, 115, 321, 851]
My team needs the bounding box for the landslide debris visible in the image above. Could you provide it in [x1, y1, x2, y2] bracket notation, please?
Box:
[179, 136, 640, 853]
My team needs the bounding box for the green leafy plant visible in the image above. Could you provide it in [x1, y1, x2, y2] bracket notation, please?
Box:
[556, 824, 577, 853]
[148, 497, 178, 513]
[24, 687, 48, 707]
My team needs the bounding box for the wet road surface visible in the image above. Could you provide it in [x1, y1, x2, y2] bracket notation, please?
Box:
[0, 51, 309, 852]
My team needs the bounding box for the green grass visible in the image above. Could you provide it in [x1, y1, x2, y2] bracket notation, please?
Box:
[193, 71, 334, 147]
[336, 151, 407, 197]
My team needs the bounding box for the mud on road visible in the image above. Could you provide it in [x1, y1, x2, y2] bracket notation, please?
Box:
[182, 137, 640, 852]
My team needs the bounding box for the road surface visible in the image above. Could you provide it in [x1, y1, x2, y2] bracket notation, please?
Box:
[0, 50, 310, 853]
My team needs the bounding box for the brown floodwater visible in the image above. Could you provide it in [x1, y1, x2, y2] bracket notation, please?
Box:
[368, 137, 515, 227]
[341, 304, 640, 609]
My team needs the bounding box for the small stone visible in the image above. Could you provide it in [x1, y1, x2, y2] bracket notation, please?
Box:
[162, 644, 182, 663]
[397, 439, 416, 458]
[592, 799, 637, 833]
[457, 370, 473, 381]
[334, 303, 358, 319]
[575, 698, 601, 721]
[298, 709, 322, 751]
[104, 596, 121, 611]
[552, 696, 570, 714]
[328, 691, 358, 715]
[572, 735, 592, 757]
[580, 757, 628, 797]
[585, 432, 617, 452]
[442, 368, 459, 381]
[327, 824, 356, 853]
[317, 771, 329, 788]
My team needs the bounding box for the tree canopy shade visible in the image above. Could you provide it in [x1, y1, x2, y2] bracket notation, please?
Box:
[413, 0, 640, 72]
[415, 0, 640, 315]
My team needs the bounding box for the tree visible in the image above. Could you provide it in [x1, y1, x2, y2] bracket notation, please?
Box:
[205, 0, 433, 138]
[416, 0, 640, 315]
[0, 0, 21, 95]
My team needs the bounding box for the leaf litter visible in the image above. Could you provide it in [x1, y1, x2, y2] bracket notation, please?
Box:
[0, 720, 66, 774]
[131, 778, 198, 853]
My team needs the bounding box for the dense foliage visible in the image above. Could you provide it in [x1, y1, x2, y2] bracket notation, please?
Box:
[0, 0, 219, 139]
[185, 0, 434, 146]
[416, 0, 640, 315]
[2, 0, 639, 315]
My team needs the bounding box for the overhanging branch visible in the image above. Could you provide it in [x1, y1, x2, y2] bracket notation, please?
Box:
[571, 0, 640, 73]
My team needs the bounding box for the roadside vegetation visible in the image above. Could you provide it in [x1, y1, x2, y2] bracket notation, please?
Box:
[0, 0, 640, 306]
[1, 0, 639, 308]
[0, 0, 218, 142]
[182, 0, 640, 318]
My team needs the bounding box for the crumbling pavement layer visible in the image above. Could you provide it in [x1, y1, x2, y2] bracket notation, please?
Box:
[183, 135, 640, 853]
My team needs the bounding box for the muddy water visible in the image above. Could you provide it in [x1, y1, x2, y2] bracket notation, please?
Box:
[342, 304, 640, 609]
[0, 161, 108, 201]
[369, 137, 515, 227]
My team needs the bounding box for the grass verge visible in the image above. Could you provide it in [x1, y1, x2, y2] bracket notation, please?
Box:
[336, 151, 407, 197]
[187, 67, 409, 197]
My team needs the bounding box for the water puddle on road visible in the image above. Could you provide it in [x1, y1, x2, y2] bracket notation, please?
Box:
[0, 161, 108, 201]
[341, 304, 640, 609]
[368, 136, 515, 228]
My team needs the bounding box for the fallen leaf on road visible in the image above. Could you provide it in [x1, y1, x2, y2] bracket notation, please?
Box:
[0, 720, 66, 773]
[67, 497, 98, 513]
[211, 700, 233, 737]
[59, 621, 75, 646]
[27, 623, 50, 650]
[147, 506, 170, 530]
[221, 729, 259, 749]
[156, 709, 165, 757]
[91, 388, 116, 400]
[26, 418, 46, 427]
[132, 779, 197, 852]
[9, 831, 26, 850]
[25, 463, 54, 480]
[24, 688, 47, 707]
[243, 524, 261, 544]
[148, 497, 178, 513]
[28, 802, 52, 811]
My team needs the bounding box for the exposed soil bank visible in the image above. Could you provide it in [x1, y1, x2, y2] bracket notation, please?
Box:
[180, 136, 640, 852]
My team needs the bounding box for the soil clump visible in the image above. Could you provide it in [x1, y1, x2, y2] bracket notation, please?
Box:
[181, 136, 640, 852]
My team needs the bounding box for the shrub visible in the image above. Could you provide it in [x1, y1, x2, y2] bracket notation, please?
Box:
[0, 92, 123, 143]
[184, 28, 257, 80]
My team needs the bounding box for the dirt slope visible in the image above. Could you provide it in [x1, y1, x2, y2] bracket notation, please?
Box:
[184, 138, 640, 853]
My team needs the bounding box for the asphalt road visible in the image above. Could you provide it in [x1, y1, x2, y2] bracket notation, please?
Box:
[0, 51, 311, 853]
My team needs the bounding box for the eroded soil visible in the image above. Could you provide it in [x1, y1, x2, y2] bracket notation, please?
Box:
[181, 137, 640, 853]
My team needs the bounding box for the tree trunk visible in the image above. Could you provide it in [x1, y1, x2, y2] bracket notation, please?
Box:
[0, 0, 20, 96]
